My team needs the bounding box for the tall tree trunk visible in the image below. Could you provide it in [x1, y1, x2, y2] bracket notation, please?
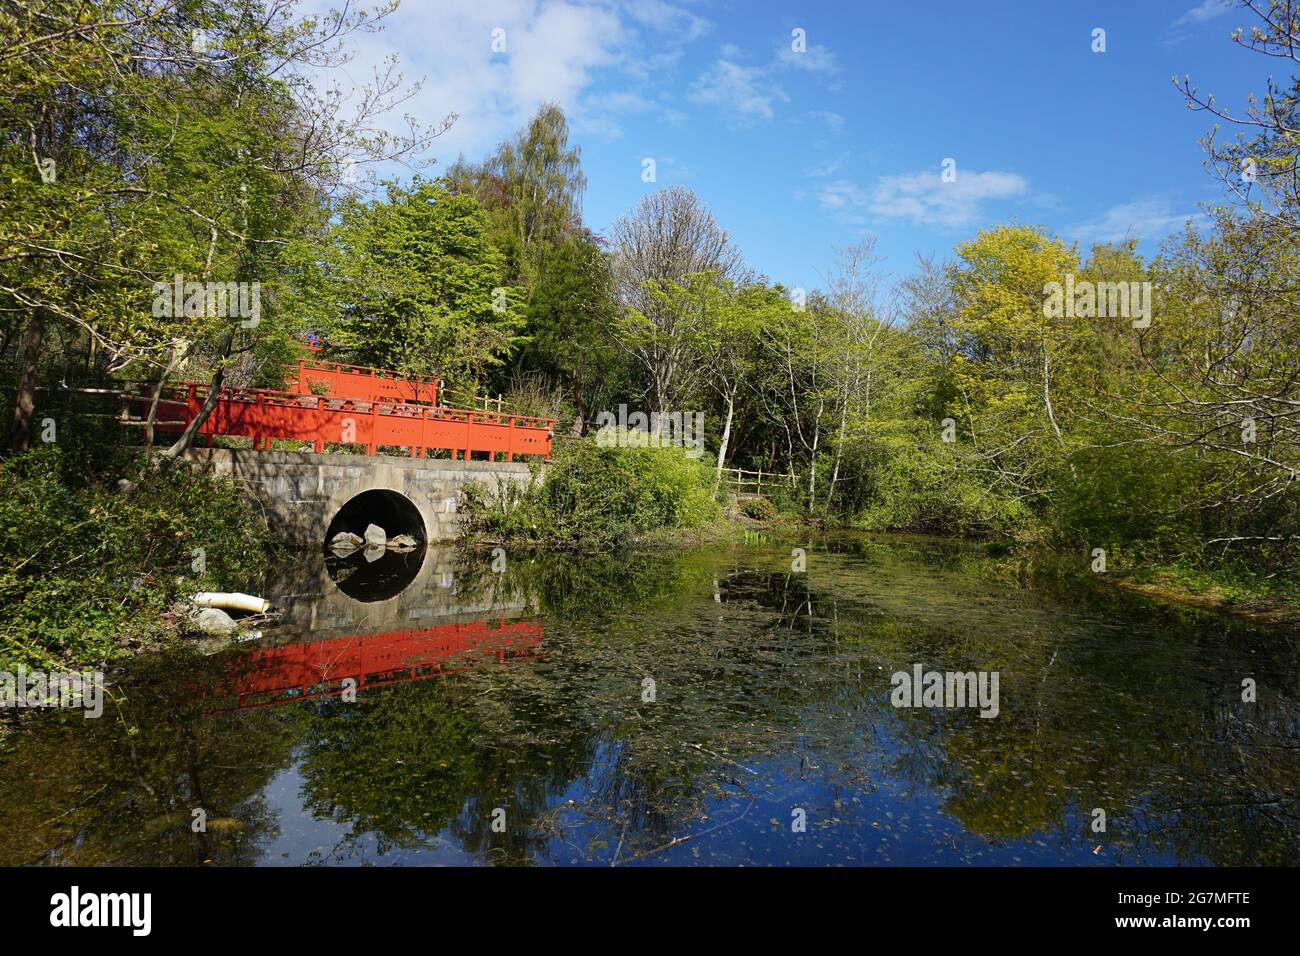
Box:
[569, 371, 586, 437]
[713, 392, 734, 497]
[807, 398, 823, 511]
[143, 341, 187, 453]
[826, 386, 849, 515]
[9, 308, 47, 453]
[651, 359, 672, 429]
[161, 330, 234, 459]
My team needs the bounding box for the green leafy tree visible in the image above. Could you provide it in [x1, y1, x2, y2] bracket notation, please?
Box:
[0, 0, 446, 453]
[447, 103, 586, 282]
[322, 178, 525, 390]
[524, 236, 618, 432]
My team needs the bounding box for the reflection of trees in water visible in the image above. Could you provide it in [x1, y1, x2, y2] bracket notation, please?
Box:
[530, 547, 1296, 864]
[3, 538, 1294, 866]
[0, 651, 296, 865]
[296, 544, 1298, 865]
[841, 558, 1300, 864]
[289, 659, 595, 863]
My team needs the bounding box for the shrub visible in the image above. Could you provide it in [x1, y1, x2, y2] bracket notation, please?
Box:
[0, 446, 273, 669]
[855, 442, 1032, 535]
[738, 496, 777, 521]
[1047, 444, 1202, 560]
[462, 436, 721, 547]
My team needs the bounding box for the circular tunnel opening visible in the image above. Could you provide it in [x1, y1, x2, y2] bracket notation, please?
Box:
[323, 489, 426, 602]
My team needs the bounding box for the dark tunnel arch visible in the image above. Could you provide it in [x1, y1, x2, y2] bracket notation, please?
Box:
[323, 489, 426, 602]
[325, 488, 426, 544]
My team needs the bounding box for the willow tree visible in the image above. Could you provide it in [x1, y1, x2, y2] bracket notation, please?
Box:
[448, 104, 587, 281]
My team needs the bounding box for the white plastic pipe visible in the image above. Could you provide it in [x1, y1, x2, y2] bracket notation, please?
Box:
[193, 592, 270, 614]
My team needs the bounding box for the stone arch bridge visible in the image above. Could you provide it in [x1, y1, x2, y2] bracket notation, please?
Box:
[183, 447, 539, 545]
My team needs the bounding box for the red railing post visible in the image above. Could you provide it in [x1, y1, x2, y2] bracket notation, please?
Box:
[313, 396, 325, 453]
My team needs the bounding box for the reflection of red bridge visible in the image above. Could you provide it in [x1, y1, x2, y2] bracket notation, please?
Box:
[228, 617, 544, 709]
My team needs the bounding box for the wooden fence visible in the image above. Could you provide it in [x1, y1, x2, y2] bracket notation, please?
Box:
[720, 467, 800, 498]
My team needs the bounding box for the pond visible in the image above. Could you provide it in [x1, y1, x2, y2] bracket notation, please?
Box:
[1, 533, 1296, 866]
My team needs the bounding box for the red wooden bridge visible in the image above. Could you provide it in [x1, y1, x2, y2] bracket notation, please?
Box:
[135, 358, 553, 461]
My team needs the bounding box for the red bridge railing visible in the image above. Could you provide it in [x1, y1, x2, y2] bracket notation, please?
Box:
[135, 383, 554, 461]
[288, 358, 439, 406]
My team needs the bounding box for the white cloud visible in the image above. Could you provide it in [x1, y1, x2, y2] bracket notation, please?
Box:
[689, 33, 842, 125]
[1069, 198, 1199, 244]
[776, 42, 839, 74]
[818, 168, 1030, 228]
[689, 55, 788, 124]
[295, 0, 708, 166]
[816, 179, 872, 223]
[805, 157, 843, 178]
[811, 109, 845, 133]
[623, 0, 711, 41]
[1174, 0, 1234, 27]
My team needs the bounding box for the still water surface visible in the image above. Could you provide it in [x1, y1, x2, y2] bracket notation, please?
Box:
[2, 534, 1296, 865]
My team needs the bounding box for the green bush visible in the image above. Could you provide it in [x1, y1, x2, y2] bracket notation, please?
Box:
[738, 496, 777, 521]
[1047, 445, 1203, 560]
[0, 446, 273, 669]
[855, 442, 1032, 535]
[462, 436, 721, 547]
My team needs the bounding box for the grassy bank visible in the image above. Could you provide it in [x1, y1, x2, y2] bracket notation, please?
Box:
[1107, 562, 1300, 627]
[0, 446, 275, 671]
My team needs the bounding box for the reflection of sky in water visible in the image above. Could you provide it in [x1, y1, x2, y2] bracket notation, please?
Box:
[250, 734, 1191, 867]
[255, 760, 478, 867]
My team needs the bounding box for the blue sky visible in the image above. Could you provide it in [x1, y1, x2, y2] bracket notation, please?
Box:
[323, 0, 1275, 289]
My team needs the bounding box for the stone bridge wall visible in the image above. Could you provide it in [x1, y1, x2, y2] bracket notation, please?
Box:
[182, 448, 540, 545]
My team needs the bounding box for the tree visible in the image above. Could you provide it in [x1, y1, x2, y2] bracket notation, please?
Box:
[1175, 1, 1300, 236]
[524, 236, 618, 434]
[1104, 211, 1300, 557]
[322, 178, 525, 390]
[945, 224, 1085, 502]
[610, 186, 742, 418]
[0, 0, 449, 455]
[447, 103, 586, 282]
[488, 104, 586, 266]
[822, 239, 892, 513]
[704, 280, 787, 494]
